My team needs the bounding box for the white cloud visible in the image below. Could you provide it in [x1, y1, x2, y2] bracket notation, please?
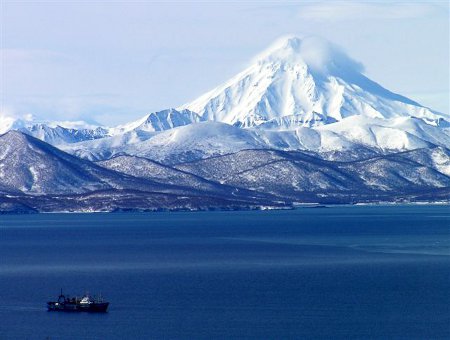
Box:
[298, 2, 437, 21]
[254, 35, 365, 74]
[0, 110, 17, 134]
[0, 108, 36, 134]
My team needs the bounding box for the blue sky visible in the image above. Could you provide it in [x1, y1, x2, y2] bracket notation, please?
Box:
[1, 0, 449, 125]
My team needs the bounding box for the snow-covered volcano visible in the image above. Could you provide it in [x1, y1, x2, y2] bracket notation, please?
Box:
[2, 36, 449, 158]
[1, 36, 450, 211]
[179, 36, 446, 129]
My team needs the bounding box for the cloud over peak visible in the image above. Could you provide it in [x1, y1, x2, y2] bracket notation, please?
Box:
[254, 35, 364, 75]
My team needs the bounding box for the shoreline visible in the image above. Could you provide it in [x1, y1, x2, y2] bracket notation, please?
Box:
[1, 200, 448, 215]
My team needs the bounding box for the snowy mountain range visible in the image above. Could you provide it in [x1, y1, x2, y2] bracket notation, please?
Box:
[0, 130, 282, 212]
[1, 36, 449, 212]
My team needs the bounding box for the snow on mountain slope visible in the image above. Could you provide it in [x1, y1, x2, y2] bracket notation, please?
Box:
[249, 115, 450, 156]
[19, 103, 448, 164]
[179, 36, 447, 129]
[60, 116, 449, 165]
[98, 155, 218, 188]
[96, 154, 279, 202]
[340, 151, 450, 191]
[0, 109, 203, 146]
[176, 149, 357, 195]
[0, 112, 112, 145]
[312, 116, 450, 151]
[17, 123, 110, 145]
[0, 130, 213, 196]
[65, 130, 157, 161]
[0, 131, 286, 211]
[0, 130, 121, 194]
[176, 148, 450, 200]
[62, 121, 266, 164]
[389, 147, 450, 177]
[110, 109, 202, 134]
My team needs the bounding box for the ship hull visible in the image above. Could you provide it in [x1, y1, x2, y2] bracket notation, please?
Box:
[47, 302, 109, 312]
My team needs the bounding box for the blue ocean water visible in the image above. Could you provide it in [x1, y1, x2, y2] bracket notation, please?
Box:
[0, 205, 449, 339]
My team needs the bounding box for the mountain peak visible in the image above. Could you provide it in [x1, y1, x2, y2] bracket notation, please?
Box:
[261, 35, 302, 55]
[180, 35, 444, 128]
[254, 36, 363, 76]
[254, 35, 303, 62]
[0, 129, 29, 144]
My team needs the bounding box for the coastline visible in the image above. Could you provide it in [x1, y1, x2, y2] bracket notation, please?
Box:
[1, 200, 448, 215]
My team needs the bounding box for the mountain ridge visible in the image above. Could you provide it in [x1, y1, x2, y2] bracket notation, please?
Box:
[0, 130, 449, 213]
[1, 36, 449, 212]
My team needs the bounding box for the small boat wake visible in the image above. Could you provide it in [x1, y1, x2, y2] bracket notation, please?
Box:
[0, 305, 42, 312]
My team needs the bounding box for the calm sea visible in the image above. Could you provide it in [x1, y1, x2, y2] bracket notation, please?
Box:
[0, 205, 449, 339]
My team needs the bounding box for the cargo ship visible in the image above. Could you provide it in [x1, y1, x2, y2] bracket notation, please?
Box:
[47, 290, 109, 312]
